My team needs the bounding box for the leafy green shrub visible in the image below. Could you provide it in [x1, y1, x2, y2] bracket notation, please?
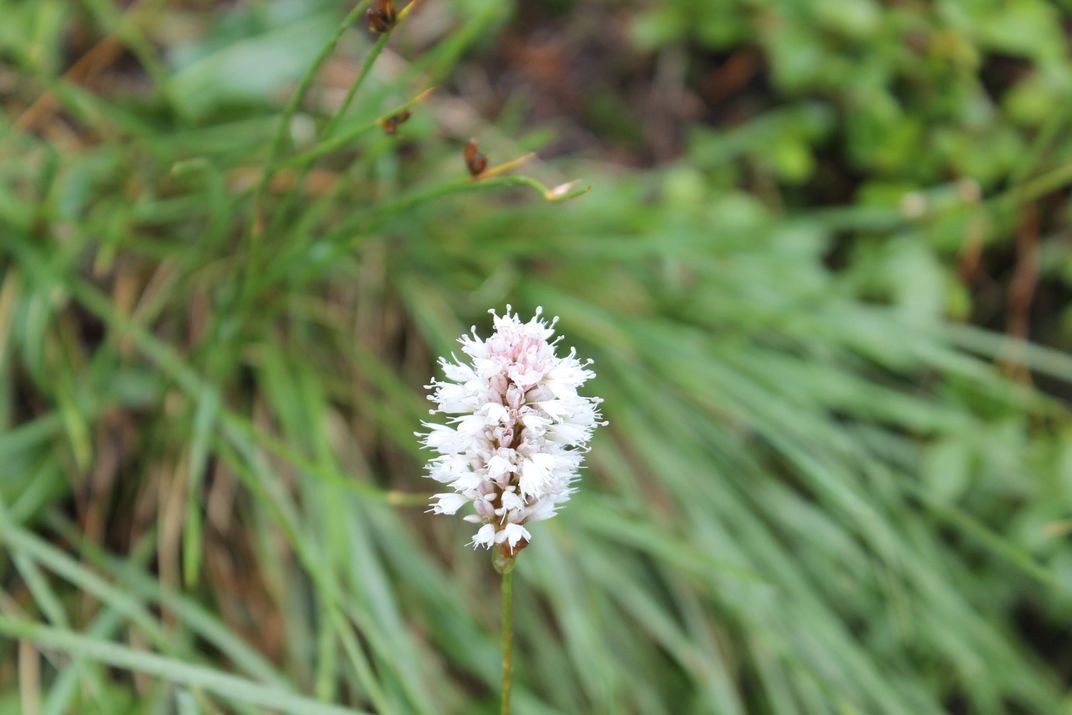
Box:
[635, 0, 1072, 182]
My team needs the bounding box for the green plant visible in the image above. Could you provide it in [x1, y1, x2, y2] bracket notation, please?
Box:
[1, 1, 1071, 714]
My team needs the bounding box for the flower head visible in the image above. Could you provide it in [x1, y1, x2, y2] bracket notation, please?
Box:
[419, 306, 604, 555]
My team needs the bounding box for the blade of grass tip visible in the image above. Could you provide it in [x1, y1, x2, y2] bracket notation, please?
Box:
[183, 386, 220, 588]
[476, 152, 537, 180]
[0, 615, 371, 715]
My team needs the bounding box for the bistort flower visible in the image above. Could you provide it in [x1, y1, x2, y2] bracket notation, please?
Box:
[419, 306, 603, 554]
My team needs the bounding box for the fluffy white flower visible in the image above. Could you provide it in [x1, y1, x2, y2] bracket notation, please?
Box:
[419, 306, 604, 554]
[430, 492, 468, 515]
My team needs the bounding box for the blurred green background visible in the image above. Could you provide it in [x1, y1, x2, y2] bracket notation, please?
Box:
[2, 0, 1072, 713]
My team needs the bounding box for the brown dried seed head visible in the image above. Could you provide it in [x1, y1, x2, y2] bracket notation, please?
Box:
[367, 0, 397, 33]
[465, 138, 488, 177]
[382, 109, 412, 135]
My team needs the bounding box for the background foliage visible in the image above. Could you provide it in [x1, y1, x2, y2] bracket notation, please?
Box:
[1, 0, 1072, 713]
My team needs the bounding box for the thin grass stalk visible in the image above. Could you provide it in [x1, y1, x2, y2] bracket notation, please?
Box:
[501, 567, 514, 715]
[241, 0, 372, 304]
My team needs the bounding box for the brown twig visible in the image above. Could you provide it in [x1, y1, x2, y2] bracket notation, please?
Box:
[14, 35, 124, 133]
[1002, 202, 1039, 384]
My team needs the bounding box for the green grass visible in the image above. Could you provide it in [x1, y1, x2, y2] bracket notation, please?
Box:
[2, 0, 1072, 713]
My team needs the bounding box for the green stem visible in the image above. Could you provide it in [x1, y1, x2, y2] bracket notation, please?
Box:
[241, 0, 372, 304]
[500, 567, 514, 715]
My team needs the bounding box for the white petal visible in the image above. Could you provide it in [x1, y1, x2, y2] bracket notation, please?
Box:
[440, 358, 476, 382]
[432, 382, 480, 413]
[519, 453, 555, 498]
[486, 453, 517, 480]
[430, 493, 468, 515]
[500, 491, 525, 512]
[501, 522, 532, 550]
[526, 497, 563, 522]
[547, 421, 589, 445]
[450, 472, 485, 492]
[422, 424, 469, 454]
[480, 402, 508, 425]
[471, 523, 496, 549]
[534, 399, 568, 421]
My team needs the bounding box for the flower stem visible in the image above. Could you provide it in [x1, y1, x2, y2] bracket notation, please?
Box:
[500, 566, 514, 715]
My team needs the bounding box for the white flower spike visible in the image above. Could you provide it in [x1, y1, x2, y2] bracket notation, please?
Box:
[419, 306, 604, 555]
